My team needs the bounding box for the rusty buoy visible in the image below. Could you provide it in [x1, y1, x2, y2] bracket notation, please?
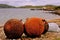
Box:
[4, 19, 24, 39]
[24, 17, 45, 38]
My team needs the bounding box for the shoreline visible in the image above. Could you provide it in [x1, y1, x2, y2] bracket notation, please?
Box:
[0, 27, 60, 40]
[0, 18, 60, 26]
[0, 18, 60, 40]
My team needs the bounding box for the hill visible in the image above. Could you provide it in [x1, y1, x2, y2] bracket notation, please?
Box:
[0, 4, 16, 8]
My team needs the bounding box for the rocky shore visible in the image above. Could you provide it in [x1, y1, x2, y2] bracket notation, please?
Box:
[0, 19, 60, 40]
[0, 26, 60, 40]
[47, 18, 60, 27]
[54, 10, 60, 15]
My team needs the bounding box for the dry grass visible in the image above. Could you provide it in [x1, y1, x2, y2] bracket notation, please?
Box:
[47, 18, 60, 27]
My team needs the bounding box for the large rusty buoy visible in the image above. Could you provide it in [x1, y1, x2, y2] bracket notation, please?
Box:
[4, 19, 24, 39]
[42, 19, 49, 34]
[24, 17, 45, 38]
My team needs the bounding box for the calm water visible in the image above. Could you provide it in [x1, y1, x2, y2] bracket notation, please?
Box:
[0, 8, 60, 26]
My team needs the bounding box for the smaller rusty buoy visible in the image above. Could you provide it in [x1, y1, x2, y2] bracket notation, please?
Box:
[24, 17, 45, 38]
[4, 19, 24, 39]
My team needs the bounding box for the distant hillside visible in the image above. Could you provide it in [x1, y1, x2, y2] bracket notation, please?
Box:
[19, 5, 60, 9]
[19, 5, 43, 8]
[0, 4, 16, 8]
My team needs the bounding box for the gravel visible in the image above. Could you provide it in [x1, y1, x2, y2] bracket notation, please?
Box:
[0, 27, 60, 40]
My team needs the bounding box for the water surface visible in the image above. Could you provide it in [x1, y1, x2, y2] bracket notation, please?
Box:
[0, 8, 60, 26]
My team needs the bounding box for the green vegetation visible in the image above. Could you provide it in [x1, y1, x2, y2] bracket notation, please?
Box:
[19, 5, 43, 8]
[0, 4, 60, 10]
[0, 4, 60, 15]
[41, 5, 60, 10]
[0, 4, 16, 8]
[54, 38, 60, 40]
[43, 5, 56, 10]
[55, 6, 60, 10]
[19, 5, 60, 10]
[19, 5, 55, 9]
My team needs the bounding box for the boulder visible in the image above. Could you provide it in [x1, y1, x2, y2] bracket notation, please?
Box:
[48, 23, 59, 32]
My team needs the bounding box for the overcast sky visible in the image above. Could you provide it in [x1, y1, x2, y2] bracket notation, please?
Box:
[0, 0, 60, 6]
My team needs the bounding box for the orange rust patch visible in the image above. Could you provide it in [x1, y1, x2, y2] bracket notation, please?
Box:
[24, 17, 45, 37]
[4, 19, 24, 39]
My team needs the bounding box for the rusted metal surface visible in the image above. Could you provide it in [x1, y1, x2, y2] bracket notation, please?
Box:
[4, 19, 24, 39]
[24, 17, 45, 37]
[42, 19, 49, 34]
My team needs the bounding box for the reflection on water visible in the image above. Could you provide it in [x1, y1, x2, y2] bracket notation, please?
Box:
[0, 8, 60, 25]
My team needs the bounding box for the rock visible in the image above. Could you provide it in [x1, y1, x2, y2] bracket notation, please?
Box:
[48, 23, 59, 32]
